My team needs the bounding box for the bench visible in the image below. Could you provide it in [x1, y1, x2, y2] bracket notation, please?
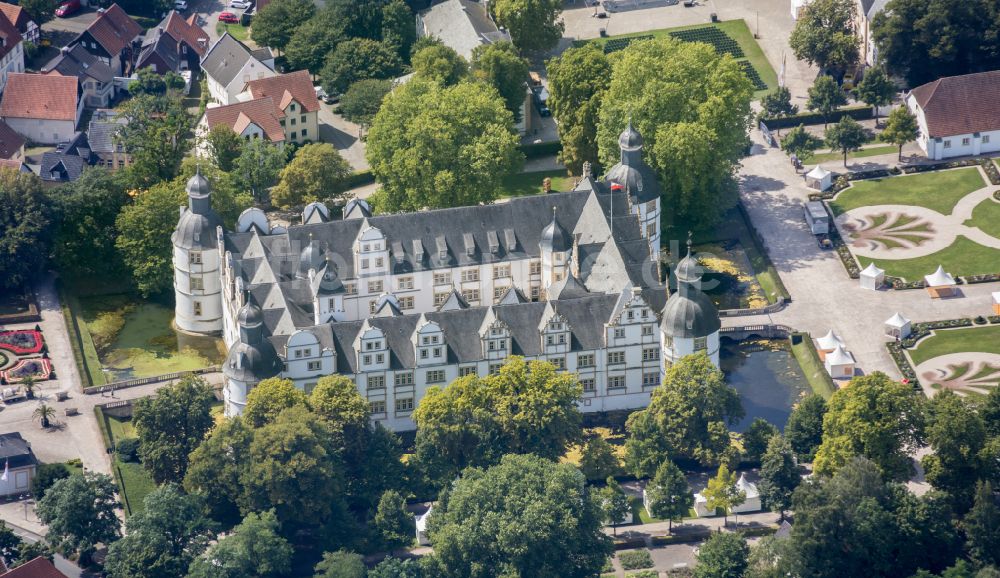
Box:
[64, 407, 79, 417]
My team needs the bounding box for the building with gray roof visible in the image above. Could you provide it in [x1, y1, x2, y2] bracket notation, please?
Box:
[416, 0, 512, 61]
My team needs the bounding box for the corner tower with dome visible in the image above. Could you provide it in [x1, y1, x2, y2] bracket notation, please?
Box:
[604, 121, 662, 257]
[661, 237, 722, 367]
[172, 171, 224, 334]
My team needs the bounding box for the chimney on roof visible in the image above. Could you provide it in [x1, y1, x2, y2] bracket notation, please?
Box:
[60, 46, 68, 54]
[97, 7, 105, 13]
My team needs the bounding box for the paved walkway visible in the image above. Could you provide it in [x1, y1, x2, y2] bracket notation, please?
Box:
[733, 132, 1000, 396]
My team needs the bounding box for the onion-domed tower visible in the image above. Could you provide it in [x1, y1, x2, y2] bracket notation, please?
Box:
[223, 301, 283, 417]
[605, 121, 662, 257]
[540, 207, 573, 293]
[172, 171, 224, 334]
[661, 237, 721, 367]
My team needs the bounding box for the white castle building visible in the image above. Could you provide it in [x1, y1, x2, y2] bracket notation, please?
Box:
[172, 124, 721, 430]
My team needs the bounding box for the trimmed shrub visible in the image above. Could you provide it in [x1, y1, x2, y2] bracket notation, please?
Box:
[627, 572, 660, 578]
[31, 463, 71, 500]
[619, 549, 655, 571]
[115, 438, 140, 463]
[763, 105, 873, 129]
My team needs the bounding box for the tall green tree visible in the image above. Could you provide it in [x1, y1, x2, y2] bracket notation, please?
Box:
[598, 38, 753, 228]
[757, 435, 799, 520]
[965, 481, 1000, 568]
[982, 387, 1000, 438]
[321, 38, 402, 95]
[115, 94, 192, 188]
[814, 372, 925, 480]
[623, 409, 673, 479]
[132, 375, 215, 484]
[742, 418, 779, 464]
[578, 435, 620, 481]
[19, 0, 57, 25]
[313, 550, 365, 578]
[367, 79, 523, 212]
[35, 473, 120, 559]
[0, 520, 24, 567]
[702, 464, 746, 526]
[760, 86, 798, 119]
[204, 125, 243, 172]
[546, 44, 611, 175]
[184, 417, 253, 527]
[645, 459, 693, 532]
[784, 393, 827, 460]
[242, 377, 309, 428]
[271, 143, 352, 208]
[284, 7, 346, 75]
[625, 352, 743, 467]
[372, 490, 415, 552]
[410, 43, 468, 86]
[235, 137, 287, 203]
[695, 532, 750, 578]
[49, 170, 129, 282]
[186, 510, 293, 578]
[423, 454, 613, 578]
[922, 390, 988, 512]
[341, 79, 393, 130]
[369, 557, 423, 578]
[104, 485, 214, 578]
[251, 0, 316, 53]
[381, 0, 415, 60]
[880, 106, 919, 161]
[780, 125, 823, 162]
[854, 67, 895, 126]
[806, 75, 847, 128]
[0, 170, 50, 290]
[129, 67, 185, 97]
[825, 116, 868, 167]
[788, 0, 859, 73]
[491, 0, 564, 53]
[471, 41, 530, 123]
[599, 477, 631, 535]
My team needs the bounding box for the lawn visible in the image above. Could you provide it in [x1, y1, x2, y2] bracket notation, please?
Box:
[578, 20, 778, 97]
[803, 144, 898, 164]
[103, 413, 155, 516]
[216, 22, 250, 42]
[966, 198, 1000, 239]
[830, 167, 986, 216]
[858, 236, 1000, 282]
[791, 335, 836, 399]
[908, 325, 1000, 366]
[500, 170, 575, 198]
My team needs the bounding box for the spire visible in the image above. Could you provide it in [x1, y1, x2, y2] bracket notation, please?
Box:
[186, 168, 212, 215]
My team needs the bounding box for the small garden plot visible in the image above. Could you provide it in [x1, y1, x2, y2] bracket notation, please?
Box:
[830, 167, 986, 216]
[619, 549, 655, 571]
[2, 357, 52, 383]
[0, 330, 44, 354]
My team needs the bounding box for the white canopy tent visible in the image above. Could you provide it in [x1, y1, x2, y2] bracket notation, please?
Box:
[815, 329, 846, 355]
[733, 473, 762, 514]
[805, 166, 833, 191]
[415, 506, 433, 546]
[924, 265, 957, 298]
[825, 344, 856, 378]
[885, 312, 912, 339]
[859, 262, 885, 290]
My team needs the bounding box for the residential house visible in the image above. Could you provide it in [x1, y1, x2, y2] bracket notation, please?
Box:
[40, 131, 94, 183]
[88, 109, 129, 170]
[136, 10, 209, 74]
[243, 70, 319, 144]
[906, 70, 1000, 160]
[201, 97, 285, 145]
[0, 2, 39, 44]
[0, 432, 36, 498]
[0, 9, 23, 94]
[201, 33, 275, 105]
[0, 73, 82, 144]
[0, 556, 70, 578]
[0, 117, 24, 160]
[68, 3, 142, 77]
[42, 45, 115, 108]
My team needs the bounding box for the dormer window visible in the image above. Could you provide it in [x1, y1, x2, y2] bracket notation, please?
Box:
[464, 233, 475, 256]
[413, 239, 424, 260]
[487, 231, 499, 253]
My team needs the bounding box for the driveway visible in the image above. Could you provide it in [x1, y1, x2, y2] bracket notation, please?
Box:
[318, 105, 369, 171]
[40, 7, 98, 48]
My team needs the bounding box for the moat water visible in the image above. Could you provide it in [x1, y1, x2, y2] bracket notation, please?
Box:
[720, 339, 811, 432]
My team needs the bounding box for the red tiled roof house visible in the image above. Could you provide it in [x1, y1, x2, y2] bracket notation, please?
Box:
[244, 70, 320, 144]
[67, 3, 142, 77]
[0, 73, 81, 144]
[202, 97, 286, 145]
[0, 7, 23, 94]
[0, 556, 69, 578]
[906, 70, 1000, 160]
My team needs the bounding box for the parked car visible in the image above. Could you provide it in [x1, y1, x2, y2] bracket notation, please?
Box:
[55, 0, 81, 17]
[314, 85, 327, 101]
[174, 0, 188, 10]
[229, 0, 251, 8]
[323, 91, 339, 104]
[218, 11, 239, 23]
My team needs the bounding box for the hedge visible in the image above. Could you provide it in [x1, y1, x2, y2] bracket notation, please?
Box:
[332, 170, 375, 194]
[520, 140, 562, 159]
[763, 105, 873, 130]
[619, 549, 655, 571]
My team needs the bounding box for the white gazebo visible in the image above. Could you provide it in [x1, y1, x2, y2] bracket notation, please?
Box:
[791, 0, 811, 19]
[732, 473, 762, 514]
[815, 329, 846, 358]
[993, 292, 1000, 315]
[859, 262, 885, 291]
[693, 492, 713, 517]
[825, 344, 856, 378]
[805, 165, 833, 191]
[415, 506, 432, 546]
[924, 265, 957, 298]
[885, 312, 912, 339]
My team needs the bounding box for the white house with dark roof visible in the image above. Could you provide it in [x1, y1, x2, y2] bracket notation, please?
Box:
[416, 0, 511, 61]
[174, 125, 721, 429]
[906, 70, 1000, 160]
[201, 33, 275, 105]
[0, 432, 37, 498]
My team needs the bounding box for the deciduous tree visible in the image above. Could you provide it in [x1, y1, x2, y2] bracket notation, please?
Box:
[599, 477, 631, 535]
[579, 435, 620, 481]
[806, 75, 847, 128]
[757, 435, 799, 520]
[271, 143, 352, 208]
[186, 510, 292, 578]
[410, 43, 468, 86]
[854, 67, 895, 126]
[251, 0, 315, 53]
[546, 44, 611, 175]
[702, 464, 746, 526]
[184, 417, 253, 527]
[368, 557, 423, 578]
[695, 532, 750, 578]
[965, 481, 1000, 568]
[0, 170, 50, 290]
[242, 377, 309, 428]
[742, 418, 779, 465]
[321, 38, 402, 95]
[645, 459, 693, 532]
[204, 125, 243, 172]
[381, 0, 415, 60]
[423, 454, 612, 578]
[235, 138, 287, 203]
[341, 79, 393, 131]
[19, 0, 57, 25]
[132, 375, 215, 484]
[471, 41, 530, 123]
[788, 0, 859, 73]
[780, 125, 823, 162]
[880, 106, 919, 161]
[760, 86, 798, 119]
[372, 490, 415, 552]
[922, 391, 988, 512]
[284, 7, 345, 75]
[367, 79, 522, 212]
[115, 94, 192, 188]
[314, 550, 365, 578]
[35, 473, 119, 558]
[814, 372, 925, 480]
[49, 169, 129, 282]
[491, 0, 564, 53]
[825, 115, 867, 167]
[784, 393, 827, 460]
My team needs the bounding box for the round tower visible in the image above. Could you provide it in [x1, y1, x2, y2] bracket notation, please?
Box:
[172, 171, 224, 334]
[539, 207, 572, 293]
[660, 237, 721, 367]
[605, 121, 662, 257]
[223, 301, 283, 417]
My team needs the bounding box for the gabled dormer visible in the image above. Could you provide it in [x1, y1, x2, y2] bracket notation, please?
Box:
[285, 329, 335, 377]
[355, 321, 389, 371]
[479, 308, 511, 359]
[538, 303, 571, 353]
[606, 287, 654, 345]
[413, 316, 445, 366]
[355, 223, 388, 275]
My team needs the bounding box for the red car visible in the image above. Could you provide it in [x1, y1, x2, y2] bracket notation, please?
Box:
[55, 0, 81, 17]
[218, 12, 239, 23]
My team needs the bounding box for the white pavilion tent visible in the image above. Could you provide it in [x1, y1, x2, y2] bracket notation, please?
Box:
[415, 506, 432, 546]
[924, 265, 957, 298]
[815, 329, 846, 356]
[732, 473, 762, 514]
[825, 344, 856, 378]
[885, 312, 912, 339]
[993, 292, 1000, 315]
[859, 262, 885, 290]
[805, 166, 833, 191]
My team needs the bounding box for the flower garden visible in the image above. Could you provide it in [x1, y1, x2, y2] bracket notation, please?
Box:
[0, 328, 53, 387]
[890, 321, 1000, 397]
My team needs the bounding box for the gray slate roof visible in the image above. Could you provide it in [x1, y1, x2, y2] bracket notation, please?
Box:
[417, 0, 511, 60]
[41, 44, 114, 84]
[201, 33, 268, 88]
[87, 111, 126, 154]
[40, 132, 93, 182]
[0, 432, 37, 469]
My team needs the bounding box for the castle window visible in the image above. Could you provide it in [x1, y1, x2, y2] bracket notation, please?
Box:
[363, 354, 371, 365]
[398, 277, 414, 290]
[189, 252, 202, 264]
[461, 269, 479, 283]
[643, 373, 660, 387]
[577, 353, 594, 367]
[550, 356, 565, 370]
[368, 375, 385, 390]
[493, 264, 511, 279]
[546, 335, 553, 346]
[489, 362, 502, 374]
[529, 261, 541, 275]
[614, 328, 625, 339]
[434, 292, 449, 306]
[647, 200, 657, 212]
[193, 301, 202, 316]
[607, 351, 625, 365]
[434, 272, 451, 285]
[433, 347, 441, 357]
[694, 336, 708, 351]
[642, 324, 654, 336]
[642, 348, 659, 362]
[307, 361, 321, 371]
[646, 223, 657, 238]
[462, 289, 479, 303]
[493, 286, 507, 301]
[345, 283, 357, 295]
[361, 259, 369, 270]
[395, 397, 414, 413]
[190, 277, 203, 291]
[375, 257, 384, 268]
[581, 378, 596, 392]
[459, 366, 476, 377]
[608, 376, 626, 390]
[370, 400, 386, 414]
[367, 280, 383, 293]
[399, 296, 414, 310]
[426, 370, 446, 383]
[376, 353, 384, 364]
[394, 372, 414, 386]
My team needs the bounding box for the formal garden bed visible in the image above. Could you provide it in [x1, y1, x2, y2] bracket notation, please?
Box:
[886, 318, 1000, 392]
[1, 357, 53, 383]
[0, 329, 45, 355]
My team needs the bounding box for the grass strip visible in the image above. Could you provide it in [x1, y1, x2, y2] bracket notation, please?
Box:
[790, 333, 836, 399]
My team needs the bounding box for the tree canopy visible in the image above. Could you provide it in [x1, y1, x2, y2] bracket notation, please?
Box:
[645, 459, 693, 532]
[132, 375, 215, 484]
[410, 43, 468, 86]
[825, 116, 868, 167]
[341, 79, 393, 130]
[0, 170, 51, 290]
[696, 532, 750, 578]
[788, 0, 859, 73]
[271, 143, 352, 209]
[880, 106, 919, 161]
[471, 41, 530, 123]
[115, 94, 192, 189]
[186, 510, 292, 578]
[854, 67, 895, 124]
[758, 434, 799, 519]
[546, 44, 611, 175]
[806, 75, 847, 127]
[366, 79, 523, 213]
[251, 0, 316, 52]
[35, 473, 120, 557]
[784, 393, 827, 460]
[491, 0, 564, 53]
[49, 170, 130, 282]
[423, 454, 613, 578]
[321, 38, 402, 95]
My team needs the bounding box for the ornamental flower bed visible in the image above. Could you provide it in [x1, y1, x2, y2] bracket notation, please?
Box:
[0, 330, 44, 354]
[2, 357, 52, 383]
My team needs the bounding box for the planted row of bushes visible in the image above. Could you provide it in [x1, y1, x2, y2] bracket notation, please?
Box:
[762, 105, 873, 130]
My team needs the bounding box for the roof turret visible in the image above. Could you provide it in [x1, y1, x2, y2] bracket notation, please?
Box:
[661, 235, 720, 339]
[540, 207, 572, 253]
[172, 169, 222, 250]
[224, 300, 283, 384]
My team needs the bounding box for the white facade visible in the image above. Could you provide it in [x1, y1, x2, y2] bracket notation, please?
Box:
[907, 93, 1000, 160]
[663, 331, 720, 368]
[4, 115, 78, 145]
[172, 174, 225, 334]
[0, 39, 24, 94]
[207, 56, 275, 105]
